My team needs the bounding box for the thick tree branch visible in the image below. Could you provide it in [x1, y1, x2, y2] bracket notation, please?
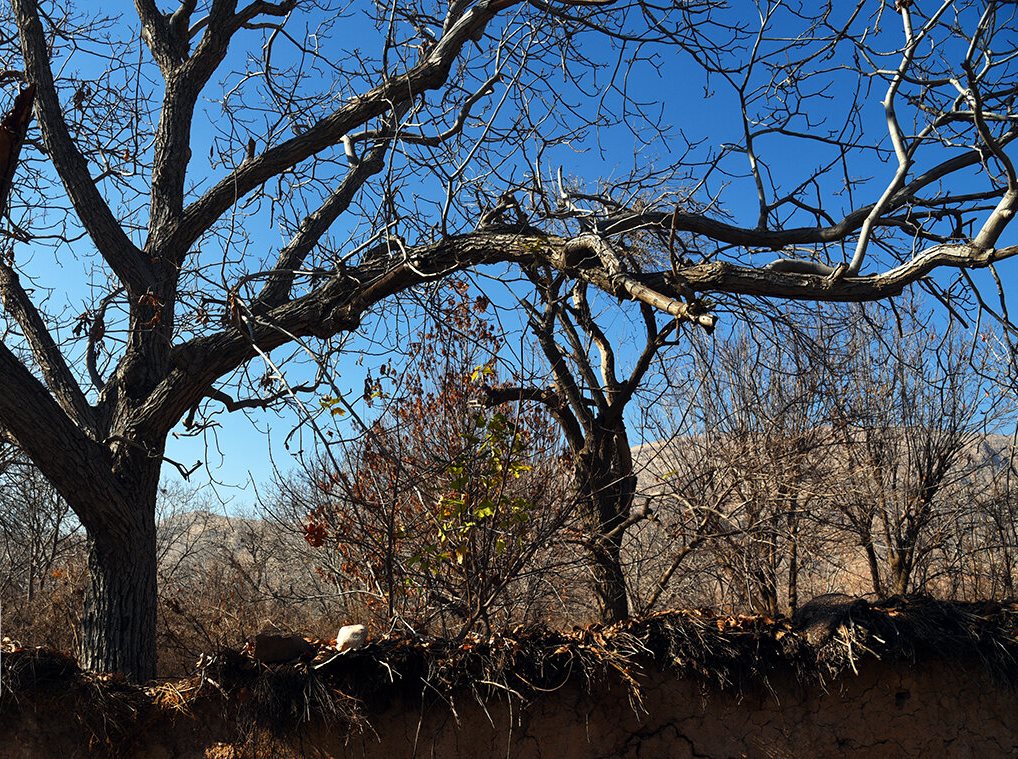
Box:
[255, 139, 390, 308]
[523, 273, 599, 435]
[0, 262, 95, 430]
[556, 305, 609, 414]
[568, 282, 618, 396]
[13, 0, 150, 291]
[0, 340, 125, 538]
[166, 0, 519, 257]
[669, 243, 1018, 302]
[847, 2, 951, 275]
[128, 228, 1016, 442]
[972, 190, 1018, 252]
[561, 234, 716, 327]
[135, 0, 188, 72]
[147, 0, 297, 238]
[0, 83, 95, 430]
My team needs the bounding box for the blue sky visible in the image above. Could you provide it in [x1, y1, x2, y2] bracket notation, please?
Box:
[5, 0, 1017, 506]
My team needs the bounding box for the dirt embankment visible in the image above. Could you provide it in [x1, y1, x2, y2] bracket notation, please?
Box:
[4, 598, 1018, 758]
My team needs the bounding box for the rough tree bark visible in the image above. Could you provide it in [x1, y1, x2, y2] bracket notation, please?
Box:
[81, 490, 159, 678]
[581, 423, 638, 622]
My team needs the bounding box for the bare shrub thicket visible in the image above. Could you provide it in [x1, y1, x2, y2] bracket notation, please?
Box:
[632, 306, 1016, 616]
[263, 290, 582, 638]
[0, 458, 85, 655]
[154, 488, 347, 676]
[2, 308, 1015, 672]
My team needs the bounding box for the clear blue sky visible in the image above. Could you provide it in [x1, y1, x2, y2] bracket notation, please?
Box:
[7, 1, 1016, 506]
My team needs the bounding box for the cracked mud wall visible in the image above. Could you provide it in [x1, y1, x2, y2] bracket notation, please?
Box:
[4, 659, 1017, 758]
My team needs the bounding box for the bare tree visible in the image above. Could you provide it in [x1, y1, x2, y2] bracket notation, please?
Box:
[963, 449, 1018, 598]
[0, 456, 82, 605]
[829, 308, 1010, 596]
[638, 304, 1015, 610]
[483, 267, 688, 622]
[645, 323, 841, 616]
[1, 0, 1017, 679]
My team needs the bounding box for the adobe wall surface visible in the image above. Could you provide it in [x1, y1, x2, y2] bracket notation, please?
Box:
[3, 659, 1016, 758]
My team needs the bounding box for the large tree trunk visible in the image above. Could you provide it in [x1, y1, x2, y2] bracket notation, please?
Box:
[889, 547, 913, 597]
[582, 427, 635, 624]
[77, 457, 161, 682]
[591, 526, 629, 623]
[81, 518, 158, 681]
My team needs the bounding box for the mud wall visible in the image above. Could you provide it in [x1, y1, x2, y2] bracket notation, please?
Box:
[3, 659, 1016, 759]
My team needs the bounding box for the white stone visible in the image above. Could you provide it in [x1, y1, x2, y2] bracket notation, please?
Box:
[336, 624, 368, 653]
